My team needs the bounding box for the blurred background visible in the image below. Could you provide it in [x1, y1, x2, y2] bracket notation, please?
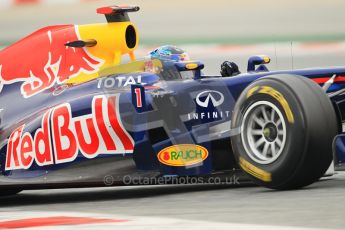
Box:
[1, 0, 345, 74]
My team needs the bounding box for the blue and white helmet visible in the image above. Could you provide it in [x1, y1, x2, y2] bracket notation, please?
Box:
[148, 45, 190, 62]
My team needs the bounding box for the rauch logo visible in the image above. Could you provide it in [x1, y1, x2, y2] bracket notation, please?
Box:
[157, 144, 208, 167]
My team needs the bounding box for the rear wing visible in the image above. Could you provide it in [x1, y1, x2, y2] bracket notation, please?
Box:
[97, 5, 140, 23]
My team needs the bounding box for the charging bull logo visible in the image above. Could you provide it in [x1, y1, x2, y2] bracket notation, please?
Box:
[0, 25, 104, 98]
[5, 94, 134, 171]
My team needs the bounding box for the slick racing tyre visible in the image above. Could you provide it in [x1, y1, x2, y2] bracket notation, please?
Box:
[231, 74, 338, 190]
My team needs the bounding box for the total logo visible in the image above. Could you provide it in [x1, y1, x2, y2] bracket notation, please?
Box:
[5, 94, 134, 171]
[196, 90, 224, 108]
[97, 75, 142, 89]
[157, 144, 208, 167]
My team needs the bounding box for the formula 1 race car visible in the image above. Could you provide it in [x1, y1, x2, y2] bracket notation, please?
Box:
[0, 5, 344, 196]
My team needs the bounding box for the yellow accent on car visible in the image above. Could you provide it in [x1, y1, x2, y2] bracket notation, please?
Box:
[239, 157, 272, 182]
[67, 59, 163, 85]
[185, 63, 198, 70]
[66, 22, 139, 84]
[263, 56, 271, 64]
[99, 59, 163, 76]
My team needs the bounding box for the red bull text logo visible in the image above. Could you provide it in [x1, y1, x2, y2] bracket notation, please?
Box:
[5, 94, 134, 171]
[0, 25, 103, 98]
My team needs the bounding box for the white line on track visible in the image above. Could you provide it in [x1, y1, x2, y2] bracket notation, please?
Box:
[0, 211, 333, 230]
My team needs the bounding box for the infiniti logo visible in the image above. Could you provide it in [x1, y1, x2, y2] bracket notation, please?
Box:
[196, 90, 224, 108]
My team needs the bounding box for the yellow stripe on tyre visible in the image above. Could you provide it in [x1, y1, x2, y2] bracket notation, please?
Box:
[239, 157, 272, 182]
[246, 86, 294, 124]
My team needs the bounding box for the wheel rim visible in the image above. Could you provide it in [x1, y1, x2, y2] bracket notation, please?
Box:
[241, 101, 287, 164]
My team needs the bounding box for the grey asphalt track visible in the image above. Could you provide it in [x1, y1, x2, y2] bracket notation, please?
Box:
[1, 172, 345, 229]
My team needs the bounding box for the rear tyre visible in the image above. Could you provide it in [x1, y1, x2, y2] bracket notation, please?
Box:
[231, 74, 338, 190]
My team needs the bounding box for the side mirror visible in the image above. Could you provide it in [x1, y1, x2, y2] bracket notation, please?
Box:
[174, 61, 204, 71]
[247, 55, 270, 72]
[174, 61, 204, 79]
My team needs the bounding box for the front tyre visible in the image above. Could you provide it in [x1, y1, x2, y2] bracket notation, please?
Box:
[231, 74, 338, 190]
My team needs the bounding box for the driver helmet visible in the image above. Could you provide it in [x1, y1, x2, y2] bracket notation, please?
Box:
[148, 45, 190, 62]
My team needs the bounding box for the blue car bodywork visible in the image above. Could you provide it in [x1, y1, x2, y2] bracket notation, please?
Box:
[1, 56, 345, 189]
